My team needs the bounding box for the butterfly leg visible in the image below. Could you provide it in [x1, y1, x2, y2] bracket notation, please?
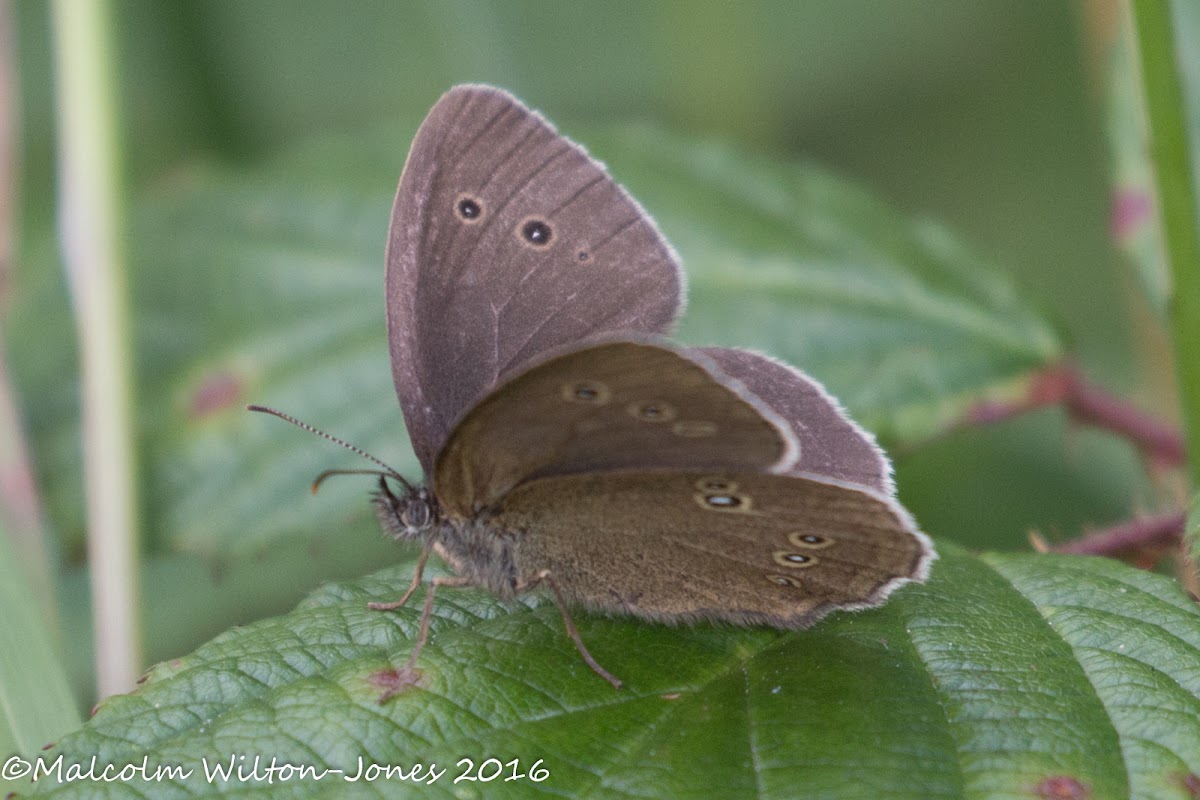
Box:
[368, 542, 433, 611]
[518, 570, 623, 690]
[370, 574, 472, 701]
[400, 574, 472, 673]
[388, 575, 472, 681]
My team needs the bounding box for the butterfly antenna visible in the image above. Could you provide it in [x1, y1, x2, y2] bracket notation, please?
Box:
[246, 405, 414, 493]
[309, 468, 396, 495]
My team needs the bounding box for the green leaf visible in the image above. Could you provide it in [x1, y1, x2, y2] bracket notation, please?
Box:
[0, 525, 80, 797]
[1128, 0, 1200, 551]
[983, 552, 1200, 800]
[18, 546, 1200, 798]
[583, 126, 1063, 443]
[1106, 10, 1171, 316]
[1110, 0, 1200, 321]
[10, 122, 1062, 563]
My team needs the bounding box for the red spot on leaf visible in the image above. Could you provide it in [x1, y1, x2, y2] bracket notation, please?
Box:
[1036, 776, 1090, 799]
[1110, 188, 1152, 241]
[1178, 772, 1200, 798]
[0, 466, 41, 521]
[370, 667, 421, 702]
[189, 372, 243, 418]
[40, 742, 55, 751]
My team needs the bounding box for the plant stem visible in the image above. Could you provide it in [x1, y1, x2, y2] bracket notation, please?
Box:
[1129, 1, 1200, 504]
[1051, 509, 1185, 556]
[52, 0, 141, 697]
[962, 361, 1185, 467]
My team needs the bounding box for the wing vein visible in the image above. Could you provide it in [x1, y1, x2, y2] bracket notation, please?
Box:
[591, 214, 643, 254]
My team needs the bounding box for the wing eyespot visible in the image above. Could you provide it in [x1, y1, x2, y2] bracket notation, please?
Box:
[773, 551, 818, 568]
[788, 532, 834, 549]
[562, 380, 611, 404]
[768, 574, 805, 588]
[455, 194, 484, 223]
[627, 401, 676, 423]
[694, 492, 753, 513]
[519, 217, 553, 247]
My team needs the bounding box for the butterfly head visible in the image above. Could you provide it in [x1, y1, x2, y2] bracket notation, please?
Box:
[374, 476, 437, 541]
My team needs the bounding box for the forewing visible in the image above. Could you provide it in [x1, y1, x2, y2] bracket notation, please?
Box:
[386, 85, 683, 473]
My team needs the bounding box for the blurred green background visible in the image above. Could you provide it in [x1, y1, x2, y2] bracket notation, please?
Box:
[6, 0, 1170, 710]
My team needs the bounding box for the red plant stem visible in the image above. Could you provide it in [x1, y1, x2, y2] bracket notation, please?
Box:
[962, 361, 1189, 561]
[964, 361, 1187, 467]
[1052, 510, 1187, 556]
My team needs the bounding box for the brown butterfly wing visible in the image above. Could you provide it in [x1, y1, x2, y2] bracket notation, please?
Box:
[433, 339, 798, 517]
[387, 85, 683, 473]
[699, 347, 894, 494]
[494, 470, 933, 627]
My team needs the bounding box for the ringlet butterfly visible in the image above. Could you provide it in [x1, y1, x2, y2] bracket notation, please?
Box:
[254, 85, 934, 690]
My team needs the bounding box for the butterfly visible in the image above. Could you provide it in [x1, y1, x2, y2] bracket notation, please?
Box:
[256, 85, 933, 690]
